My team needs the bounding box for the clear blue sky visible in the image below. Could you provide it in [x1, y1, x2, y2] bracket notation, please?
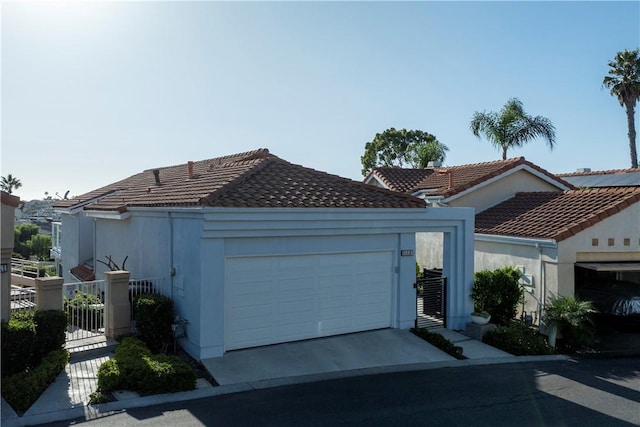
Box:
[2, 1, 639, 201]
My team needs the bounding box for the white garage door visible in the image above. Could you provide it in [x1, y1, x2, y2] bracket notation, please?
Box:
[225, 251, 393, 351]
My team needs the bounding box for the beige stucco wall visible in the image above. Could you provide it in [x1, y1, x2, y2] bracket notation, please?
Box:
[449, 169, 564, 213]
[475, 238, 559, 325]
[558, 202, 640, 295]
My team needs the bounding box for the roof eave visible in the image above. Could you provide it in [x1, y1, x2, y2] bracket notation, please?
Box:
[475, 233, 557, 248]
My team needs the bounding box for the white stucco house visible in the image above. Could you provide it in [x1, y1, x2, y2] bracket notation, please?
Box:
[365, 159, 640, 326]
[53, 149, 474, 360]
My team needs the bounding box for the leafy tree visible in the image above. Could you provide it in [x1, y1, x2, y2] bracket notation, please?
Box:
[27, 234, 52, 261]
[1, 174, 22, 194]
[470, 98, 556, 160]
[13, 224, 51, 260]
[361, 128, 448, 175]
[603, 48, 640, 168]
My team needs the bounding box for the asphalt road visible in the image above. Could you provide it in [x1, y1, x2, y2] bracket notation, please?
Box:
[49, 358, 640, 427]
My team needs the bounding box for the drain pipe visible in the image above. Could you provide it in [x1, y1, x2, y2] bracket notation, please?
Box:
[536, 243, 544, 326]
[168, 212, 174, 300]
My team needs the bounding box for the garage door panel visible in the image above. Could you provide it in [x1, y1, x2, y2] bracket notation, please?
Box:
[277, 299, 314, 314]
[226, 251, 393, 351]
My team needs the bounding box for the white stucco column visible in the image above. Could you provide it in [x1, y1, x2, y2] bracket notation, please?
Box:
[397, 232, 418, 329]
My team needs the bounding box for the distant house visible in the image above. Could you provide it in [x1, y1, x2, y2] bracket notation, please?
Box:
[54, 149, 474, 360]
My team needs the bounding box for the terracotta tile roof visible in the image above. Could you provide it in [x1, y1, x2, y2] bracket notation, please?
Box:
[368, 157, 574, 197]
[475, 187, 640, 241]
[1, 191, 20, 207]
[70, 265, 95, 282]
[54, 149, 425, 212]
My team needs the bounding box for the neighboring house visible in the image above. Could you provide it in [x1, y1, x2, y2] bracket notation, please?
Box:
[53, 149, 474, 360]
[558, 167, 640, 188]
[365, 158, 640, 326]
[365, 157, 574, 270]
[1, 191, 20, 320]
[475, 187, 640, 325]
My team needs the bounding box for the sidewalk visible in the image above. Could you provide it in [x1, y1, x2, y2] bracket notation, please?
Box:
[1, 329, 567, 427]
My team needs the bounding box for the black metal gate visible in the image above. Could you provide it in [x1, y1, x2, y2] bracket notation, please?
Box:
[415, 270, 446, 329]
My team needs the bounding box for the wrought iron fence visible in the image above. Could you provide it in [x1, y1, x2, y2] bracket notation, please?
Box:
[415, 273, 447, 329]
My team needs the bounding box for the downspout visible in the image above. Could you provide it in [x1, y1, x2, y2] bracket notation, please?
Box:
[168, 212, 174, 300]
[93, 217, 97, 274]
[536, 243, 544, 325]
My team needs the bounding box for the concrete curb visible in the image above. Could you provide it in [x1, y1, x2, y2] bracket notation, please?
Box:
[1, 355, 571, 427]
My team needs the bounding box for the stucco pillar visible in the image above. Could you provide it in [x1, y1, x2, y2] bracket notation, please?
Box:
[105, 270, 130, 339]
[1, 192, 20, 320]
[35, 277, 64, 311]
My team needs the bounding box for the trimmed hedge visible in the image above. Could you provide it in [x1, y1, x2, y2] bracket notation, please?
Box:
[1, 312, 36, 377]
[34, 310, 68, 361]
[2, 349, 70, 414]
[1, 309, 68, 378]
[411, 328, 465, 359]
[484, 322, 555, 356]
[97, 337, 195, 395]
[135, 294, 174, 353]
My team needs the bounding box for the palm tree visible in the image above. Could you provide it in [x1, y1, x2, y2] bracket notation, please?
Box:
[1, 174, 22, 194]
[470, 98, 556, 160]
[603, 48, 640, 169]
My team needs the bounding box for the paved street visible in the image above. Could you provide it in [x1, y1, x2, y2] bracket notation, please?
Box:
[47, 357, 640, 427]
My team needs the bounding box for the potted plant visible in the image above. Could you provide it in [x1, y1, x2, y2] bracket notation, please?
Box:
[470, 309, 491, 325]
[543, 294, 596, 348]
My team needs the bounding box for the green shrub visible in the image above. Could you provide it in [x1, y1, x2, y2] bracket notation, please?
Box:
[472, 267, 524, 325]
[33, 310, 68, 360]
[135, 294, 174, 353]
[2, 310, 69, 378]
[544, 295, 596, 350]
[411, 328, 464, 359]
[96, 338, 195, 394]
[138, 354, 196, 394]
[484, 322, 555, 356]
[1, 312, 36, 377]
[1, 349, 69, 414]
[96, 359, 122, 391]
[65, 291, 104, 331]
[115, 336, 152, 359]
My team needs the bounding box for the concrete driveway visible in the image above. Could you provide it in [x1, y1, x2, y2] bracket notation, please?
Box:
[202, 328, 456, 385]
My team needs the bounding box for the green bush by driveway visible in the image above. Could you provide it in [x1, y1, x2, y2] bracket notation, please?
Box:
[96, 337, 196, 396]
